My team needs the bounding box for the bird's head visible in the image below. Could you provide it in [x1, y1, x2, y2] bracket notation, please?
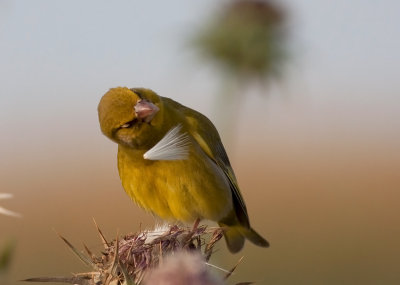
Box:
[98, 87, 163, 148]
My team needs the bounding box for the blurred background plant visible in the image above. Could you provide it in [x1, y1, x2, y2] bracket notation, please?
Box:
[0, 193, 20, 283]
[0, 193, 21, 218]
[192, 0, 288, 139]
[0, 240, 16, 274]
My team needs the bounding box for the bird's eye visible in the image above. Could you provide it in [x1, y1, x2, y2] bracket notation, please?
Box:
[120, 118, 138, 129]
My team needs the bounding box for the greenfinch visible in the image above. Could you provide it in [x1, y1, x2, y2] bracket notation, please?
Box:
[98, 87, 269, 253]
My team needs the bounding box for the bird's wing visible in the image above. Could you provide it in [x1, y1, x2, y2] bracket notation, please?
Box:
[143, 124, 191, 160]
[170, 100, 250, 227]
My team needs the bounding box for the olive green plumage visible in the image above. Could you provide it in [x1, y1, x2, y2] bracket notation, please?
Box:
[98, 87, 269, 253]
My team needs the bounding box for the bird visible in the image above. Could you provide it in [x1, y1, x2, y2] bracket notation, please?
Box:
[98, 87, 269, 253]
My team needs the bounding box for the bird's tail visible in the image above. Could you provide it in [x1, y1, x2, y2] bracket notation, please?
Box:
[219, 223, 269, 253]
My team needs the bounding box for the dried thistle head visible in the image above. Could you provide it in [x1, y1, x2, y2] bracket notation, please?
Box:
[110, 224, 224, 284]
[24, 223, 226, 285]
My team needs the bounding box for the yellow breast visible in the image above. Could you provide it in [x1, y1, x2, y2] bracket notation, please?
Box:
[117, 144, 232, 223]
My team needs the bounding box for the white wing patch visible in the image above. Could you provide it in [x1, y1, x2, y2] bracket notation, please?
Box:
[143, 124, 190, 160]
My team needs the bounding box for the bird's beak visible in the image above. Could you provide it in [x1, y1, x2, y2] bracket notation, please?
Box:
[134, 100, 160, 123]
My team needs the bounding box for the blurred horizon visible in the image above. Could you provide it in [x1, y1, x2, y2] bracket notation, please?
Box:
[1, 0, 400, 284]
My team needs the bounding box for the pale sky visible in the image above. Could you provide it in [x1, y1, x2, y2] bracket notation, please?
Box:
[0, 0, 399, 172]
[1, 0, 399, 115]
